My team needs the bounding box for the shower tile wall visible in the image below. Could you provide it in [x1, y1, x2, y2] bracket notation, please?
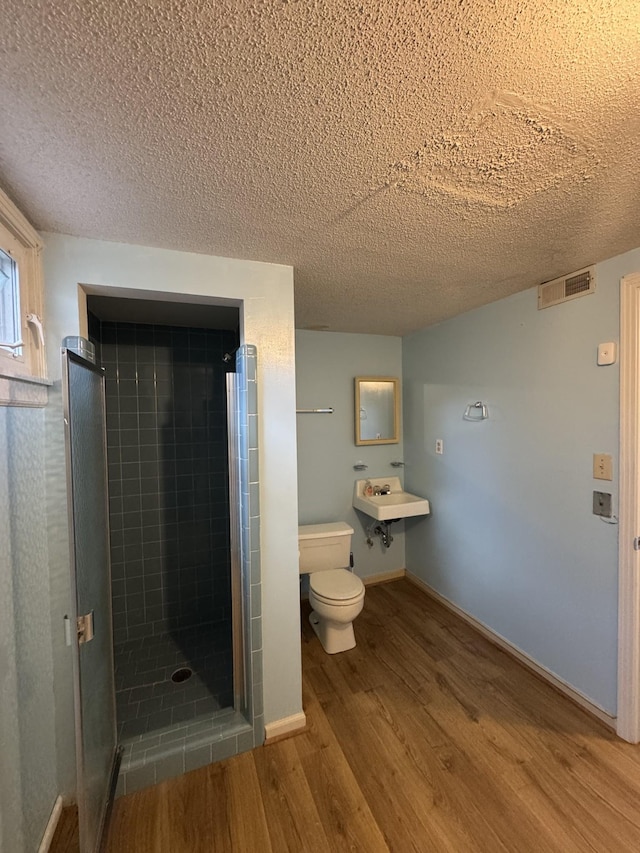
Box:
[89, 316, 239, 736]
[115, 344, 264, 796]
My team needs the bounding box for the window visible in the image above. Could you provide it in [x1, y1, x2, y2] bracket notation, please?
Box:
[0, 186, 46, 388]
[0, 246, 21, 356]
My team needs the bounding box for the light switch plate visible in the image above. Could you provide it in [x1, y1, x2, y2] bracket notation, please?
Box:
[597, 342, 616, 365]
[593, 453, 613, 480]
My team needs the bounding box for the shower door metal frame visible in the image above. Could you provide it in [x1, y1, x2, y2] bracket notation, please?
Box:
[62, 348, 121, 852]
[227, 371, 246, 711]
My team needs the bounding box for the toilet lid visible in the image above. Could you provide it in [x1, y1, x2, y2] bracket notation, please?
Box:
[310, 569, 364, 601]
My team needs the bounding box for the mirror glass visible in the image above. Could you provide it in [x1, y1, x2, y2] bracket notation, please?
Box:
[355, 376, 400, 445]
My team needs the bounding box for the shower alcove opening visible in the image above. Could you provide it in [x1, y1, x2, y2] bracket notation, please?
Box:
[87, 296, 263, 796]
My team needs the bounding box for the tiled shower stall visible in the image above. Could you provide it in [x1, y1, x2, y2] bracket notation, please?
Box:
[88, 314, 263, 793]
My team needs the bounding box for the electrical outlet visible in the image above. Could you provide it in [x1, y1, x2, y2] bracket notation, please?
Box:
[597, 342, 616, 366]
[593, 491, 612, 518]
[435, 439, 444, 455]
[593, 453, 613, 481]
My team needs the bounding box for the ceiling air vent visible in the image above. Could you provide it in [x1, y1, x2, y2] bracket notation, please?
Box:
[538, 265, 595, 309]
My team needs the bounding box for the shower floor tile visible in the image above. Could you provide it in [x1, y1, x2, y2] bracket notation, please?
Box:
[114, 622, 233, 740]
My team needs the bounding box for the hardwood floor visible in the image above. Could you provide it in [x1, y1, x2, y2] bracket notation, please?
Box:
[57, 579, 640, 852]
[49, 805, 78, 853]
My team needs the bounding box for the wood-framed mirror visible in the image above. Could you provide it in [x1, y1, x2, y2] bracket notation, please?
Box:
[355, 376, 400, 445]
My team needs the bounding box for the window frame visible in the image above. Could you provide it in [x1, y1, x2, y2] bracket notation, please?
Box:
[0, 186, 46, 383]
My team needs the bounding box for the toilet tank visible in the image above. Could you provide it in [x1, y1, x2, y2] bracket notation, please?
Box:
[298, 522, 354, 574]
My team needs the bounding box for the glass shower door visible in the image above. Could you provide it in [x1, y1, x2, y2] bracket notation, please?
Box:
[63, 349, 120, 852]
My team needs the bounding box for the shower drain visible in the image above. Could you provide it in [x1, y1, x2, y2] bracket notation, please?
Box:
[171, 667, 193, 684]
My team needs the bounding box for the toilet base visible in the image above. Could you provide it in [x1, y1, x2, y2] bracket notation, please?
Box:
[309, 610, 356, 654]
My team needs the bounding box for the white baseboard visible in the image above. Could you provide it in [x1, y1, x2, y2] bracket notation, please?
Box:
[405, 572, 616, 730]
[38, 795, 63, 853]
[363, 568, 406, 587]
[264, 711, 307, 744]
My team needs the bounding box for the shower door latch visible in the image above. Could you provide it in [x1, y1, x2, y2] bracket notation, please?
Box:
[77, 611, 95, 645]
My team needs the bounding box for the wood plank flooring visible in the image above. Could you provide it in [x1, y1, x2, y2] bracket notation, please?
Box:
[56, 579, 640, 852]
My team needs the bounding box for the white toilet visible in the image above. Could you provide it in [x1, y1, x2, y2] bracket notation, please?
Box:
[298, 522, 365, 654]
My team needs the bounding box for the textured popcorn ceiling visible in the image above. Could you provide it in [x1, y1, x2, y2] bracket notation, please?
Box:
[1, 0, 639, 335]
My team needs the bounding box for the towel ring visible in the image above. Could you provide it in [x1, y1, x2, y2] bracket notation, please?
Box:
[463, 401, 489, 421]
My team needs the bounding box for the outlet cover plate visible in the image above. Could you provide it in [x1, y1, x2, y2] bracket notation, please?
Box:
[593, 491, 612, 517]
[597, 342, 616, 365]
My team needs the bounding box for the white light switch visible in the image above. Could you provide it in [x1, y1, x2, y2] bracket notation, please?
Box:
[597, 342, 616, 366]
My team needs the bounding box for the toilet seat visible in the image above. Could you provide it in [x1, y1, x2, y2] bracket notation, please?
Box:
[310, 568, 364, 603]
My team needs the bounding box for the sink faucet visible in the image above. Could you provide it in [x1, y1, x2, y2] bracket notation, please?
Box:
[373, 483, 391, 496]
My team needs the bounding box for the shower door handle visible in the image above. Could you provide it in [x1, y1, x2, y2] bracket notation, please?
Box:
[77, 610, 95, 645]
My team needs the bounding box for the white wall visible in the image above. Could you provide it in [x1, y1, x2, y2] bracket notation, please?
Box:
[42, 234, 301, 798]
[296, 330, 405, 579]
[403, 246, 640, 715]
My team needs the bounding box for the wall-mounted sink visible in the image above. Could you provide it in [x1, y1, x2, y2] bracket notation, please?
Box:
[353, 477, 430, 521]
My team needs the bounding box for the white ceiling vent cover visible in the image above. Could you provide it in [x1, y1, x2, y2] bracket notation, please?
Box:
[538, 266, 595, 309]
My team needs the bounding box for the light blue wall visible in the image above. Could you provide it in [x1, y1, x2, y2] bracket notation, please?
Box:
[403, 246, 640, 715]
[0, 405, 57, 853]
[0, 409, 25, 853]
[296, 330, 405, 579]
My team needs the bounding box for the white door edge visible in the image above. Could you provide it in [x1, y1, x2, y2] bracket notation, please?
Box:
[618, 271, 640, 743]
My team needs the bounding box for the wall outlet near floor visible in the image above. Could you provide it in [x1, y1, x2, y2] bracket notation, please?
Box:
[593, 453, 613, 481]
[435, 439, 444, 455]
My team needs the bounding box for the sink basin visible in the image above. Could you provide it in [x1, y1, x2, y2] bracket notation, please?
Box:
[353, 477, 430, 521]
